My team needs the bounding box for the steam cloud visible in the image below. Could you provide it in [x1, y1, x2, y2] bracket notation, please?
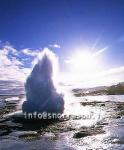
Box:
[22, 49, 64, 114]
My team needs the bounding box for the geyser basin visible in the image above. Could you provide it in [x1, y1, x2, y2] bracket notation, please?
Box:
[22, 49, 64, 115]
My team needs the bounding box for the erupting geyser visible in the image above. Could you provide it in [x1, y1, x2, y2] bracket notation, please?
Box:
[22, 49, 64, 114]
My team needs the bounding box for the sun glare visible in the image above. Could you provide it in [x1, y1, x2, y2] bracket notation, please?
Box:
[62, 49, 106, 88]
[62, 47, 106, 87]
[71, 51, 93, 72]
[70, 50, 100, 77]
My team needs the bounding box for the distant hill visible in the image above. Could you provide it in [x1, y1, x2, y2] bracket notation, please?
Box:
[72, 82, 124, 96]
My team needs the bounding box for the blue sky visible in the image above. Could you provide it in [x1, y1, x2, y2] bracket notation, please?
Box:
[0, 0, 124, 87]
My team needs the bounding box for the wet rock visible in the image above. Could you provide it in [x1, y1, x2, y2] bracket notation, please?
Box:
[0, 129, 11, 136]
[117, 103, 124, 110]
[0, 118, 9, 123]
[73, 126, 105, 139]
[44, 122, 75, 133]
[5, 102, 17, 109]
[74, 93, 83, 97]
[117, 111, 124, 116]
[18, 131, 40, 140]
[73, 131, 89, 138]
[4, 121, 23, 130]
[0, 99, 5, 108]
[0, 124, 11, 136]
[96, 121, 108, 126]
[100, 103, 105, 107]
[116, 115, 121, 119]
[112, 137, 124, 144]
[43, 132, 57, 140]
[80, 101, 105, 107]
[11, 112, 24, 122]
[5, 97, 19, 102]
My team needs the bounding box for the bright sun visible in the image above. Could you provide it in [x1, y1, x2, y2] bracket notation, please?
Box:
[62, 47, 107, 87]
[71, 51, 99, 77]
[71, 51, 93, 71]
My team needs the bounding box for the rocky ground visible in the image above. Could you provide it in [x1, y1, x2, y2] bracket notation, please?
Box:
[1, 95, 124, 150]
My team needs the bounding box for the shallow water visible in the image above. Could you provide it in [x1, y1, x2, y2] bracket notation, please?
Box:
[1, 94, 124, 150]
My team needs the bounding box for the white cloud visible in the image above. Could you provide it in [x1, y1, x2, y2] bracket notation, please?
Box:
[0, 51, 12, 66]
[22, 48, 39, 56]
[2, 42, 18, 56]
[49, 44, 61, 48]
[11, 57, 23, 65]
[0, 44, 30, 82]
[0, 44, 22, 66]
[93, 46, 108, 56]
